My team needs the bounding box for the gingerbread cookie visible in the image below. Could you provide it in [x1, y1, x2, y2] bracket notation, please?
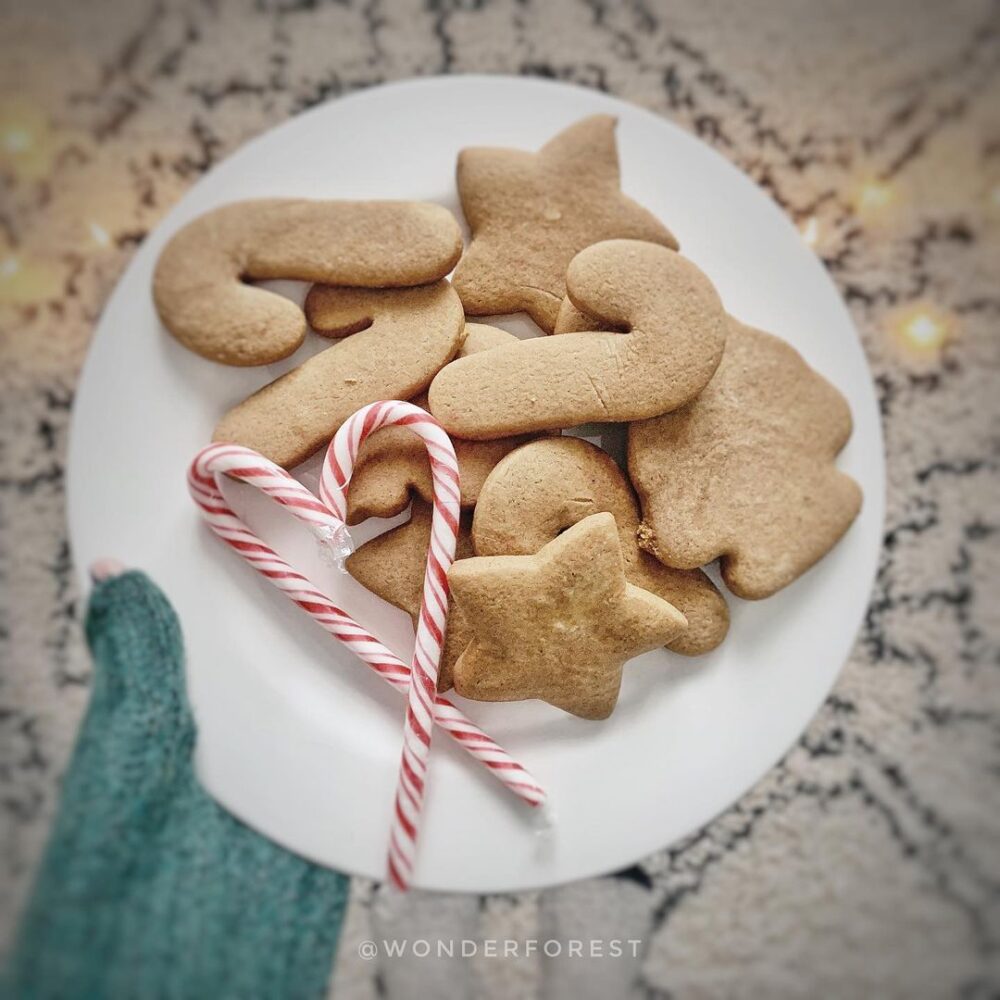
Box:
[473, 437, 729, 655]
[345, 501, 474, 692]
[628, 318, 863, 599]
[153, 199, 462, 365]
[552, 295, 597, 336]
[453, 115, 678, 331]
[449, 513, 687, 720]
[326, 322, 545, 524]
[429, 239, 726, 439]
[213, 281, 464, 468]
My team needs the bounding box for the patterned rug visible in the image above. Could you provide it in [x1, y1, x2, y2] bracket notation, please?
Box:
[1, 1, 998, 996]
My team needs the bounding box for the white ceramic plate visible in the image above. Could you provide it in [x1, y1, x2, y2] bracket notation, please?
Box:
[67, 76, 884, 892]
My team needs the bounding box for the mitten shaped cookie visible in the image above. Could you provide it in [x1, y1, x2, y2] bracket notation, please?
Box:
[629, 319, 863, 599]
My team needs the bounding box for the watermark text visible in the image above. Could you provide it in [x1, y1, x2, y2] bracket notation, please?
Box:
[358, 938, 642, 960]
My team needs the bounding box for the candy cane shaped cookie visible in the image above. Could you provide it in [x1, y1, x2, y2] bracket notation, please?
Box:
[154, 199, 462, 366]
[428, 239, 727, 439]
[213, 281, 465, 469]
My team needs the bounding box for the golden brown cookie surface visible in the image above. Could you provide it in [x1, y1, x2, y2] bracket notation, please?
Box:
[449, 513, 687, 720]
[212, 281, 464, 469]
[333, 323, 545, 524]
[473, 437, 729, 655]
[429, 240, 727, 439]
[345, 501, 474, 692]
[153, 199, 462, 365]
[453, 115, 677, 331]
[629, 318, 863, 599]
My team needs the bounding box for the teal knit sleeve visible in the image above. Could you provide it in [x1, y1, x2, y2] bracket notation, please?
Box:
[4, 570, 349, 1000]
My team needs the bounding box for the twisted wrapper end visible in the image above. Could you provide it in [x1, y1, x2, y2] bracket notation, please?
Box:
[316, 523, 354, 572]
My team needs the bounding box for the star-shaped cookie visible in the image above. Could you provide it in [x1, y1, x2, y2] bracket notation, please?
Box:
[453, 115, 678, 331]
[449, 513, 687, 720]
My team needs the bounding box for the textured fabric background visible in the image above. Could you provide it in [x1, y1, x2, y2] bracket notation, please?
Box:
[1, 1, 998, 997]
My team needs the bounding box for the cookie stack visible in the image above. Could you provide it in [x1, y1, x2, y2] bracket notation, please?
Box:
[154, 115, 862, 722]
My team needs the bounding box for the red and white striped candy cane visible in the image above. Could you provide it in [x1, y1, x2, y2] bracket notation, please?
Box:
[320, 400, 462, 889]
[188, 443, 545, 831]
